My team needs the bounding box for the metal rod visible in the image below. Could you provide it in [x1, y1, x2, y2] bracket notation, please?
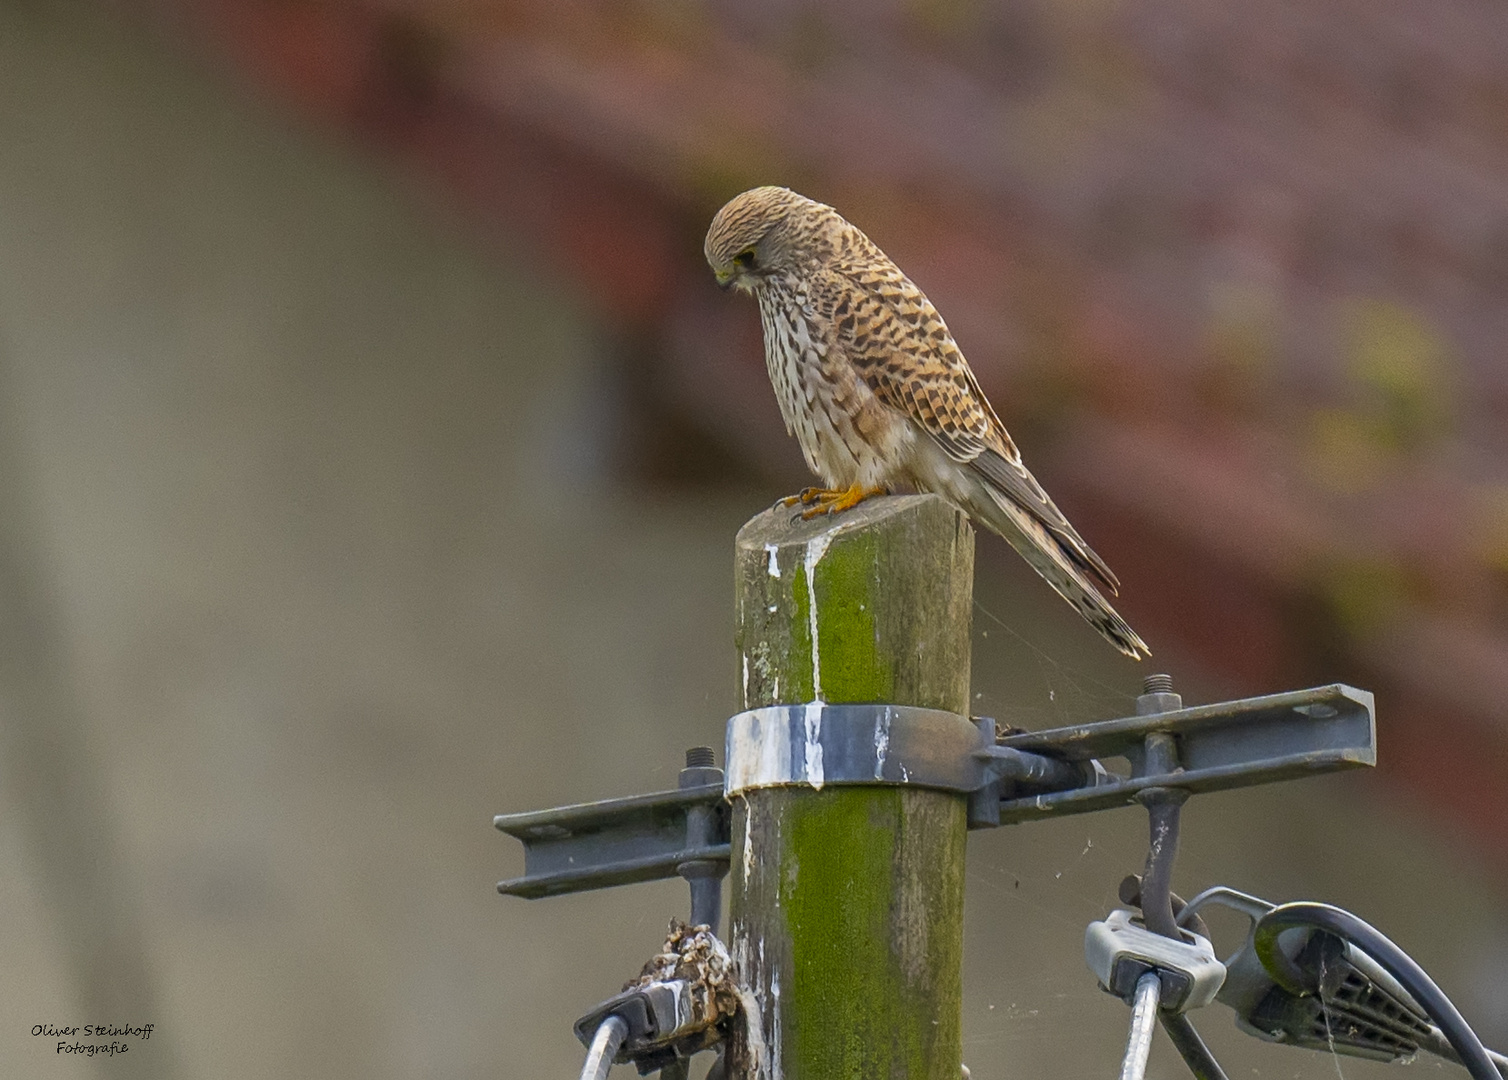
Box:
[579, 1016, 627, 1080]
[679, 750, 726, 928]
[1138, 791, 1186, 940]
[1159, 1013, 1230, 1080]
[688, 875, 721, 929]
[976, 744, 1091, 792]
[1119, 973, 1161, 1080]
[1134, 685, 1186, 944]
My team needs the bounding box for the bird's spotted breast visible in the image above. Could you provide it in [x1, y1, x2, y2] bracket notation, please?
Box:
[758, 279, 878, 486]
[757, 285, 818, 462]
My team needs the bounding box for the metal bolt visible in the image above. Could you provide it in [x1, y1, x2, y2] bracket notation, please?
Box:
[1136, 674, 1182, 718]
[678, 746, 724, 928]
[1142, 673, 1174, 695]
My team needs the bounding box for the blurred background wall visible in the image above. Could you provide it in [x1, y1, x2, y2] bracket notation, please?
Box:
[0, 1, 1505, 1077]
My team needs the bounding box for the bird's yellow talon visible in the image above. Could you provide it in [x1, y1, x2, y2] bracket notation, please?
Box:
[795, 484, 886, 519]
[778, 486, 837, 508]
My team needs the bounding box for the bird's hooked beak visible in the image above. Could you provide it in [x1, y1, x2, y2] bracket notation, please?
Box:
[714, 266, 736, 291]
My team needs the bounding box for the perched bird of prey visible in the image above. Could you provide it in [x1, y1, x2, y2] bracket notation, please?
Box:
[705, 186, 1150, 660]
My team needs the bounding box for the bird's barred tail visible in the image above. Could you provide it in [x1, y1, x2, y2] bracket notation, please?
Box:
[974, 486, 1151, 661]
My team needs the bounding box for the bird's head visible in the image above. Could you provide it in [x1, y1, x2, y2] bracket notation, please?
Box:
[704, 186, 831, 292]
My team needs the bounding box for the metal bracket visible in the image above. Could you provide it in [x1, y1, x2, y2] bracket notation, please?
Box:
[494, 684, 1374, 897]
[495, 783, 729, 900]
[987, 683, 1375, 825]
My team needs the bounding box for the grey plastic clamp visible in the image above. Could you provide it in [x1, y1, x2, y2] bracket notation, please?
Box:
[1086, 909, 1226, 1014]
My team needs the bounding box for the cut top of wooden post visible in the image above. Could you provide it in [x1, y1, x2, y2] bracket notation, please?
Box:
[735, 494, 974, 714]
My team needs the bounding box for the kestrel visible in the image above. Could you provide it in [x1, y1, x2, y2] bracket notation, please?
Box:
[705, 186, 1150, 660]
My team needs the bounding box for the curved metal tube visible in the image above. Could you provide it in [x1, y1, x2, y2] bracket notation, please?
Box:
[579, 1016, 628, 1080]
[1119, 973, 1161, 1080]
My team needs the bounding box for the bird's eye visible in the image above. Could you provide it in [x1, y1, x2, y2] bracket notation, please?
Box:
[733, 249, 756, 269]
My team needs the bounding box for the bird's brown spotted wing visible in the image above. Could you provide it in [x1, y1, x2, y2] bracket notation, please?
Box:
[817, 262, 1121, 596]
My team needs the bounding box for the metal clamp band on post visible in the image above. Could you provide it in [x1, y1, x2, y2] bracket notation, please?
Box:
[724, 703, 983, 796]
[495, 685, 1377, 898]
[720, 686, 1375, 808]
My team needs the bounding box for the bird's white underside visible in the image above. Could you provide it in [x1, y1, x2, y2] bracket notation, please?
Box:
[758, 283, 922, 493]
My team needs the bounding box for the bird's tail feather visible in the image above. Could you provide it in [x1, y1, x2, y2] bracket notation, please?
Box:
[974, 484, 1151, 660]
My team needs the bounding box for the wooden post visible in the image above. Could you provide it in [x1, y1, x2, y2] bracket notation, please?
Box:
[729, 494, 974, 1080]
